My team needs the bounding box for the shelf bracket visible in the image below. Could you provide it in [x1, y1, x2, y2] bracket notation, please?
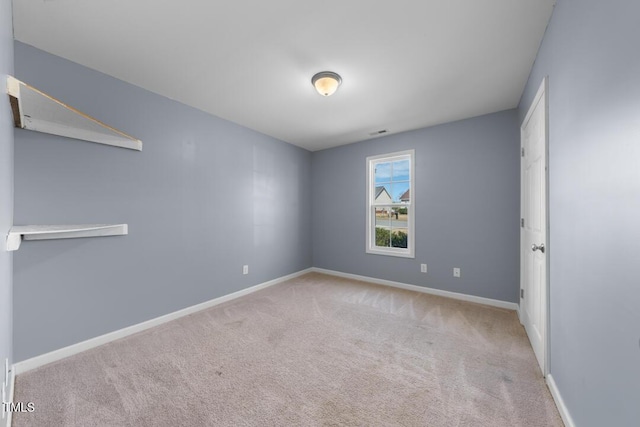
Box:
[6, 232, 21, 252]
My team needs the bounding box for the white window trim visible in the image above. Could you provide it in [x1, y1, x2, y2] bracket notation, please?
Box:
[365, 149, 415, 258]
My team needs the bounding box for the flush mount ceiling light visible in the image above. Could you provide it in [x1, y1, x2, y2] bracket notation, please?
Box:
[311, 71, 342, 96]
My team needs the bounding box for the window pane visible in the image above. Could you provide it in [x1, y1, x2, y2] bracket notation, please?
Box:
[391, 207, 409, 249]
[375, 207, 391, 248]
[374, 162, 391, 185]
[392, 159, 410, 181]
[391, 182, 410, 203]
[367, 151, 414, 257]
[373, 184, 392, 204]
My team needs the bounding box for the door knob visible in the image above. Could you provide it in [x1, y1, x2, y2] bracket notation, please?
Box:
[531, 243, 545, 253]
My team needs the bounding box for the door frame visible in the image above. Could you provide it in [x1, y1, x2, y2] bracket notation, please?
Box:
[519, 76, 550, 377]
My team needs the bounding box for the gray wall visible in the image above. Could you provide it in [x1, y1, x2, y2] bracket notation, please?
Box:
[13, 42, 312, 361]
[312, 110, 520, 303]
[0, 0, 14, 378]
[518, 0, 640, 425]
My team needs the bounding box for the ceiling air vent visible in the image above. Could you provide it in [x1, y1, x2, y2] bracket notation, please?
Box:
[369, 129, 388, 136]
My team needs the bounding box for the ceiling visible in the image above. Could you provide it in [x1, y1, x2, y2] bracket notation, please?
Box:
[12, 0, 555, 151]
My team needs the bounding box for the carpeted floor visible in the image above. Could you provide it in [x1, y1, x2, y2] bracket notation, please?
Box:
[13, 273, 562, 426]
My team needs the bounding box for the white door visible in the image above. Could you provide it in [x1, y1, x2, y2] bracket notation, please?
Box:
[521, 77, 548, 375]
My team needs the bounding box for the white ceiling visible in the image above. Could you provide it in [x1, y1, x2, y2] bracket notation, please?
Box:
[12, 0, 555, 151]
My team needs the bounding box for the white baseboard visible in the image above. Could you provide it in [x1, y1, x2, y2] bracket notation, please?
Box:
[2, 368, 14, 427]
[7, 369, 13, 427]
[546, 374, 575, 427]
[13, 268, 313, 375]
[310, 267, 519, 311]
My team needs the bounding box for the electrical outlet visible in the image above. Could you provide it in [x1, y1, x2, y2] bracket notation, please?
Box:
[453, 268, 461, 278]
[242, 265, 249, 275]
[420, 263, 427, 273]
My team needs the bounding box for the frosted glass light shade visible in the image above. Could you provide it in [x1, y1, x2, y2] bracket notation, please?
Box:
[312, 71, 342, 96]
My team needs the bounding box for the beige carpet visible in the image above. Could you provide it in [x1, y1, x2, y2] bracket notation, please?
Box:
[13, 273, 562, 426]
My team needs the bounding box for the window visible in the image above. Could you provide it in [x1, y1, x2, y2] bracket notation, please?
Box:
[366, 150, 414, 258]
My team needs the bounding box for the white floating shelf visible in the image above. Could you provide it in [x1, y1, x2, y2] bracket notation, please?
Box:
[6, 224, 128, 252]
[7, 76, 142, 151]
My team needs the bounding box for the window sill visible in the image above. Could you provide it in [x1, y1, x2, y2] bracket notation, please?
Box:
[366, 248, 415, 259]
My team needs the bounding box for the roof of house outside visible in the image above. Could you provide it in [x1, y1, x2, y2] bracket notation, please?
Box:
[375, 186, 390, 199]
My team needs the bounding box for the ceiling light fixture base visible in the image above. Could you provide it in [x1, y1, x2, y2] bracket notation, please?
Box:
[311, 71, 342, 96]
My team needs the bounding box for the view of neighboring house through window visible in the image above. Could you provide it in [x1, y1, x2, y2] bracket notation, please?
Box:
[366, 150, 414, 258]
